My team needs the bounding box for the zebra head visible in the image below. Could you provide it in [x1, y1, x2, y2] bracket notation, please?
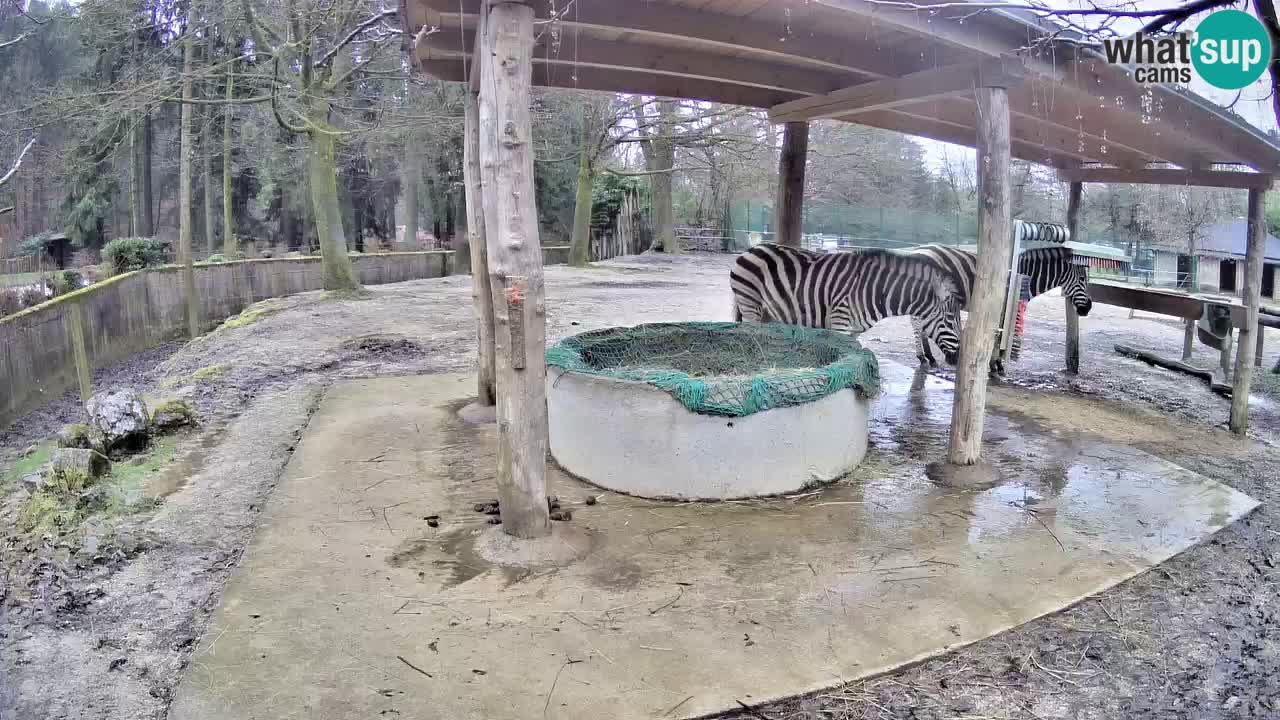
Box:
[1062, 262, 1093, 317]
[919, 293, 961, 365]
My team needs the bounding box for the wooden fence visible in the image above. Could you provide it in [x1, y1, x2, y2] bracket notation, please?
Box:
[0, 246, 592, 428]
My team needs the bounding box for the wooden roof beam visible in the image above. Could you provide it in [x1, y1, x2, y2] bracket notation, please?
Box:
[770, 56, 1024, 123]
[849, 109, 1084, 169]
[822, 0, 1278, 169]
[418, 58, 803, 109]
[414, 0, 935, 80]
[421, 30, 855, 97]
[1057, 167, 1275, 190]
[832, 98, 1151, 168]
[1004, 85, 1205, 170]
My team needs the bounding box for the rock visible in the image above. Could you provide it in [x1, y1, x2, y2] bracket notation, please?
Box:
[20, 471, 45, 493]
[86, 389, 150, 453]
[57, 423, 96, 449]
[150, 399, 196, 432]
[47, 448, 111, 493]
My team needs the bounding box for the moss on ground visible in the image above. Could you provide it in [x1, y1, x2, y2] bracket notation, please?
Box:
[220, 306, 274, 330]
[18, 491, 82, 535]
[192, 363, 230, 381]
[13, 434, 177, 539]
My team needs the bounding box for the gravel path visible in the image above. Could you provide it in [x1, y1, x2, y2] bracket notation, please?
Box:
[2, 252, 1278, 720]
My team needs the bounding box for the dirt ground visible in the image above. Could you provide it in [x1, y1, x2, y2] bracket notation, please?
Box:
[2, 251, 1279, 720]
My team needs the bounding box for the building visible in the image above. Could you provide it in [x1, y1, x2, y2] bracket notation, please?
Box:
[1148, 220, 1280, 299]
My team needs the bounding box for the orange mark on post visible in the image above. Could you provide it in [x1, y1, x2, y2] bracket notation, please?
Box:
[505, 280, 526, 305]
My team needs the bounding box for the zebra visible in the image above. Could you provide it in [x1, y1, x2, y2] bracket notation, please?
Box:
[731, 243, 963, 365]
[909, 242, 1093, 369]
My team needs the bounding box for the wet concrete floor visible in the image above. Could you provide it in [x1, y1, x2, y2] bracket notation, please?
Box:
[168, 363, 1258, 720]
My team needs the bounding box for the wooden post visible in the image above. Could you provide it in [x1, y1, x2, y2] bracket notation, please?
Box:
[66, 302, 92, 404]
[1064, 181, 1082, 374]
[774, 121, 808, 247]
[464, 89, 496, 406]
[1220, 328, 1233, 378]
[1230, 187, 1267, 434]
[478, 0, 552, 538]
[1183, 317, 1195, 361]
[1255, 327, 1264, 367]
[948, 84, 1013, 466]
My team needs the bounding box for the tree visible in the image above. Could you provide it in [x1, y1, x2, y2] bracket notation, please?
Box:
[240, 0, 402, 291]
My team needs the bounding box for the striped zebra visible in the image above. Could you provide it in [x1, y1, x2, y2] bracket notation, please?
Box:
[908, 239, 1093, 368]
[731, 243, 963, 365]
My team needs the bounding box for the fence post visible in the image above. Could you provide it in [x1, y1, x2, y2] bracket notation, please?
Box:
[65, 301, 92, 404]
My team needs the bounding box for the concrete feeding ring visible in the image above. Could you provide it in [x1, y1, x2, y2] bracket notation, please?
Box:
[545, 322, 880, 501]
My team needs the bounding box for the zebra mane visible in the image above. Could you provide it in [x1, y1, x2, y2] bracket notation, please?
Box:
[1019, 246, 1075, 266]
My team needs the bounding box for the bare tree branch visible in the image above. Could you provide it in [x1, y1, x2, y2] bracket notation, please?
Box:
[316, 9, 398, 68]
[0, 32, 31, 51]
[0, 137, 36, 189]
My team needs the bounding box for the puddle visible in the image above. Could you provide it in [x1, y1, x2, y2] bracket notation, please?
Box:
[389, 527, 532, 589]
[144, 427, 225, 498]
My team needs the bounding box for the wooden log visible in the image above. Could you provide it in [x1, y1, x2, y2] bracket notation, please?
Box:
[1183, 317, 1195, 361]
[1115, 344, 1232, 397]
[948, 85, 1013, 466]
[1064, 181, 1082, 374]
[478, 0, 552, 538]
[463, 89, 496, 406]
[774, 121, 808, 247]
[1230, 187, 1267, 434]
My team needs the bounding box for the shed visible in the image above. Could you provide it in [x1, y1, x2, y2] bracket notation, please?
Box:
[402, 0, 1280, 536]
[1148, 219, 1280, 297]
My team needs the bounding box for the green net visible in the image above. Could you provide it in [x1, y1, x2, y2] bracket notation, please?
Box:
[545, 322, 880, 418]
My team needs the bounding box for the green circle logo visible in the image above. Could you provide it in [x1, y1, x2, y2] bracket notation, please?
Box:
[1192, 10, 1272, 90]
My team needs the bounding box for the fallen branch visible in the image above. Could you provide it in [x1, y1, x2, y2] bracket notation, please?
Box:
[1114, 344, 1231, 397]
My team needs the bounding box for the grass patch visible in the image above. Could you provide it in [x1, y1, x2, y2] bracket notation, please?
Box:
[192, 363, 230, 381]
[13, 435, 177, 538]
[0, 271, 44, 288]
[18, 491, 83, 535]
[2, 442, 54, 491]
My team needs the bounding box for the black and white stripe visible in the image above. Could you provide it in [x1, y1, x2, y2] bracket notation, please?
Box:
[731, 243, 963, 364]
[907, 242, 1093, 367]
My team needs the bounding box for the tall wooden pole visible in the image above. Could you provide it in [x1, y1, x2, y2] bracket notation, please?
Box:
[178, 21, 200, 340]
[478, 0, 552, 538]
[464, 90, 496, 406]
[1229, 187, 1268, 434]
[1064, 182, 1083, 374]
[947, 84, 1013, 466]
[774, 121, 808, 247]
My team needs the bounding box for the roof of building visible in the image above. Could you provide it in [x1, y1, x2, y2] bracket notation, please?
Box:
[1198, 220, 1280, 262]
[406, 0, 1280, 173]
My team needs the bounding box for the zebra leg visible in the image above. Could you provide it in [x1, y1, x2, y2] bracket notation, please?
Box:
[734, 297, 764, 324]
[910, 316, 937, 367]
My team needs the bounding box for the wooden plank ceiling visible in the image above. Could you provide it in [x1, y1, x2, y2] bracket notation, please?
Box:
[404, 0, 1280, 174]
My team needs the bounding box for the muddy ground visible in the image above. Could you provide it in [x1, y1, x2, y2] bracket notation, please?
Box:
[2, 251, 1279, 720]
